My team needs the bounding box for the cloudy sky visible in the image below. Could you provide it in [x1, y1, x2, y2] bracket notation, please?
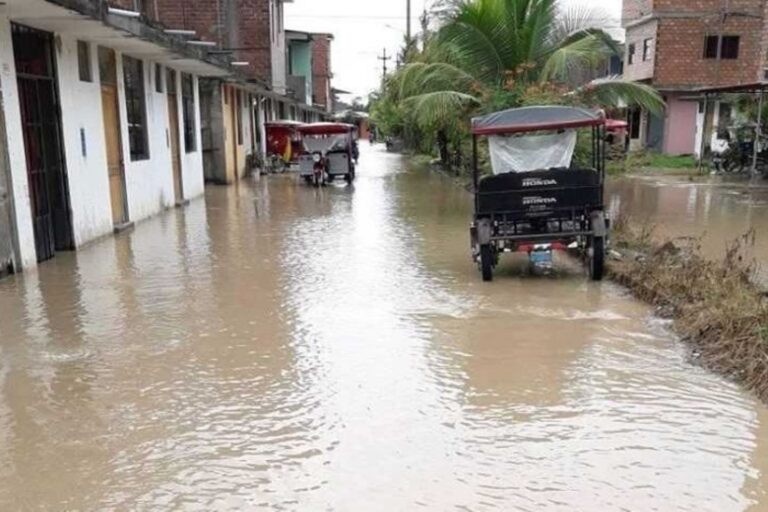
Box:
[284, 0, 622, 101]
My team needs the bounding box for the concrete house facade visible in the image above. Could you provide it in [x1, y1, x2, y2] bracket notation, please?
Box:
[0, 0, 231, 274]
[286, 30, 314, 107]
[147, 0, 327, 184]
[623, 0, 768, 155]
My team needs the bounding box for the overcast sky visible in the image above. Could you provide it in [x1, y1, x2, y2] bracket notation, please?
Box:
[284, 0, 622, 101]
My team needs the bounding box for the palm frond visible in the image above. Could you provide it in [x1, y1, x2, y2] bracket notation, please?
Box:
[390, 62, 479, 100]
[434, 18, 506, 84]
[401, 91, 480, 128]
[575, 76, 666, 114]
[539, 33, 612, 82]
[549, 4, 613, 46]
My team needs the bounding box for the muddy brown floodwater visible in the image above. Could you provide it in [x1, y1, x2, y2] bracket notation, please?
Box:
[1, 144, 768, 510]
[608, 175, 768, 285]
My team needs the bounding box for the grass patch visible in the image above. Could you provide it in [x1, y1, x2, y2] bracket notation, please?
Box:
[609, 151, 701, 177]
[647, 153, 697, 169]
[609, 219, 768, 401]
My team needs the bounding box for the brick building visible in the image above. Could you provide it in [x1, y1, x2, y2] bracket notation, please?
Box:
[109, 0, 331, 183]
[622, 0, 768, 155]
[112, 0, 287, 93]
[312, 33, 333, 112]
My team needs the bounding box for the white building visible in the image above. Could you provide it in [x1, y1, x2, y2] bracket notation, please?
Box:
[0, 0, 231, 273]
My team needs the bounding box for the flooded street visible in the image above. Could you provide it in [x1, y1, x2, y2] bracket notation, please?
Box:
[2, 143, 768, 510]
[609, 175, 768, 284]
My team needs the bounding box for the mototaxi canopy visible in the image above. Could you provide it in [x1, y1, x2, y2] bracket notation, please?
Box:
[298, 122, 356, 136]
[471, 106, 605, 136]
[265, 120, 306, 129]
[471, 106, 605, 174]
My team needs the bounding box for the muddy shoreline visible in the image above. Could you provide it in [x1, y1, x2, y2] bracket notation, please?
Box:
[608, 222, 768, 403]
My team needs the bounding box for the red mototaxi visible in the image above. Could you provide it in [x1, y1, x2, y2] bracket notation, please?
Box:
[265, 120, 306, 167]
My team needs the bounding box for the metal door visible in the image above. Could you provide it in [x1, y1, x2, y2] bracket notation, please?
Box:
[13, 24, 73, 262]
[167, 69, 183, 203]
[99, 47, 128, 226]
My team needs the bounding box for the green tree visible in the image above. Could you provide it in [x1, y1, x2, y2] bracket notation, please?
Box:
[388, 0, 664, 131]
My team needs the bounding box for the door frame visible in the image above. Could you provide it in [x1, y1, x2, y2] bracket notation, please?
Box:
[12, 23, 74, 262]
[98, 46, 129, 226]
[166, 67, 184, 203]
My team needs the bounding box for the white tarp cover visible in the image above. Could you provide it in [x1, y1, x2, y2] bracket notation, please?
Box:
[489, 131, 577, 174]
[303, 135, 348, 154]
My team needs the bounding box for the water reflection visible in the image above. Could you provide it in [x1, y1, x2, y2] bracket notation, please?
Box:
[0, 146, 766, 509]
[608, 176, 768, 282]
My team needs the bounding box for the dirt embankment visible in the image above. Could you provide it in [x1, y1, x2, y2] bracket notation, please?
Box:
[609, 218, 768, 401]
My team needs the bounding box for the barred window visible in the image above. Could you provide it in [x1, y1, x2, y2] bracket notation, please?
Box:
[123, 56, 149, 161]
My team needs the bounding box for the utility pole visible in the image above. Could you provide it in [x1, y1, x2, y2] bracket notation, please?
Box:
[378, 48, 392, 79]
[406, 0, 412, 42]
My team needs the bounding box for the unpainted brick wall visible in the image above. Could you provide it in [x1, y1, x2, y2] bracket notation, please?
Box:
[655, 15, 763, 87]
[623, 0, 654, 24]
[133, 0, 273, 85]
[622, 0, 768, 87]
[312, 35, 331, 109]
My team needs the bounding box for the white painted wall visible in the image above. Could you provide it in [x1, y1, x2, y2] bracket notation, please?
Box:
[270, 0, 287, 95]
[176, 72, 205, 200]
[114, 55, 205, 223]
[0, 14, 38, 269]
[694, 101, 705, 159]
[243, 92, 254, 157]
[56, 36, 113, 247]
[115, 52, 175, 223]
[0, 12, 208, 271]
[257, 95, 267, 158]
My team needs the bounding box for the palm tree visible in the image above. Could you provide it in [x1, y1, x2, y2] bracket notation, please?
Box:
[388, 0, 664, 130]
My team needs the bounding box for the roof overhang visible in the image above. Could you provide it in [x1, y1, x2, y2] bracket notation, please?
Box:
[3, 0, 233, 77]
[698, 82, 768, 95]
[286, 30, 313, 42]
